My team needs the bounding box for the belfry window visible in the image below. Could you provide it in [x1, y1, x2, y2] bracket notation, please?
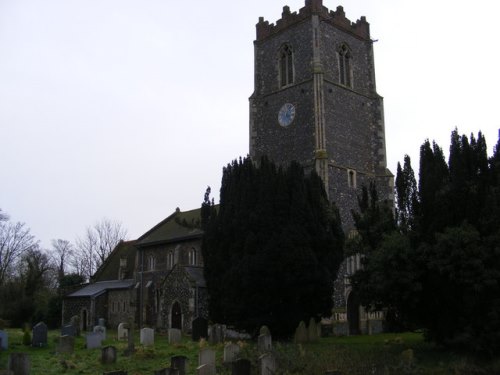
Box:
[279, 44, 294, 87]
[347, 169, 357, 188]
[338, 44, 352, 87]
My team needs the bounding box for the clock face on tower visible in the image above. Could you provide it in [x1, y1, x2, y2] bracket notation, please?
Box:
[278, 103, 296, 127]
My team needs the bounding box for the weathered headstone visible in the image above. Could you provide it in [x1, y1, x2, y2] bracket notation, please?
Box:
[7, 353, 30, 375]
[94, 325, 107, 340]
[208, 324, 223, 344]
[258, 334, 272, 353]
[117, 323, 128, 340]
[196, 364, 215, 375]
[154, 368, 179, 375]
[57, 335, 75, 353]
[0, 330, 8, 350]
[168, 328, 182, 344]
[232, 359, 251, 375]
[259, 326, 270, 336]
[61, 324, 76, 337]
[294, 321, 308, 343]
[32, 322, 48, 347]
[171, 355, 188, 375]
[259, 353, 276, 375]
[308, 318, 318, 342]
[101, 345, 117, 364]
[70, 315, 80, 335]
[86, 332, 103, 349]
[140, 327, 154, 346]
[192, 317, 208, 341]
[98, 318, 106, 327]
[223, 343, 240, 364]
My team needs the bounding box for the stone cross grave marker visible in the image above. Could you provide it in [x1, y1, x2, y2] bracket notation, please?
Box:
[140, 327, 154, 346]
[101, 345, 117, 364]
[57, 335, 75, 353]
[7, 353, 31, 375]
[0, 330, 8, 350]
[171, 355, 188, 375]
[117, 322, 128, 340]
[192, 317, 208, 341]
[259, 353, 276, 375]
[168, 328, 182, 344]
[32, 322, 48, 347]
[86, 332, 102, 349]
[223, 342, 240, 364]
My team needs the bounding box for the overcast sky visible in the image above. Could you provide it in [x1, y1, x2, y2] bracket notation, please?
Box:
[1, 0, 499, 249]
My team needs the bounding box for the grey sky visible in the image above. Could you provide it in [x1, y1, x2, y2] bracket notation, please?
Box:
[1, 0, 499, 248]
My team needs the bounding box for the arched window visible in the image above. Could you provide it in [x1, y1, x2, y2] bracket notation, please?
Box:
[189, 248, 197, 266]
[347, 169, 357, 188]
[279, 44, 294, 87]
[338, 44, 352, 87]
[167, 252, 174, 269]
[148, 255, 156, 271]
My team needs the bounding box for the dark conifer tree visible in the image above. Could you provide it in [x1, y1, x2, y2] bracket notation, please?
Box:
[395, 155, 419, 234]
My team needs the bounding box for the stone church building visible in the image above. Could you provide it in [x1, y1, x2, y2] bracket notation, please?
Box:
[63, 0, 391, 335]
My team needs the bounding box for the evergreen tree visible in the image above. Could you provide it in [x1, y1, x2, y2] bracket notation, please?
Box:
[395, 155, 419, 234]
[202, 157, 344, 337]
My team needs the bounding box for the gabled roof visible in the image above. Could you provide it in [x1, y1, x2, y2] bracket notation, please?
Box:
[92, 240, 137, 282]
[66, 279, 135, 298]
[136, 207, 204, 247]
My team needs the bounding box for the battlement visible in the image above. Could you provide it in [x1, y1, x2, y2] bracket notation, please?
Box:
[256, 0, 370, 41]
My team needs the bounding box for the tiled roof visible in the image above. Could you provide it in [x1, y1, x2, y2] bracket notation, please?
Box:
[92, 240, 137, 282]
[66, 279, 135, 298]
[136, 207, 203, 247]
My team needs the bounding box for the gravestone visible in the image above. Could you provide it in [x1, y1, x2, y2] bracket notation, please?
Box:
[192, 317, 208, 341]
[259, 326, 270, 336]
[168, 328, 182, 344]
[7, 353, 30, 375]
[57, 335, 74, 353]
[258, 334, 272, 353]
[308, 318, 318, 341]
[70, 315, 80, 336]
[198, 348, 216, 374]
[171, 355, 188, 375]
[94, 325, 107, 340]
[208, 324, 224, 344]
[259, 353, 276, 375]
[101, 346, 117, 364]
[86, 332, 102, 349]
[61, 324, 76, 337]
[32, 322, 48, 347]
[154, 368, 179, 375]
[196, 364, 215, 375]
[98, 318, 106, 327]
[124, 323, 135, 356]
[140, 327, 154, 346]
[0, 330, 8, 350]
[232, 359, 251, 375]
[223, 343, 240, 364]
[117, 323, 128, 340]
[294, 321, 308, 343]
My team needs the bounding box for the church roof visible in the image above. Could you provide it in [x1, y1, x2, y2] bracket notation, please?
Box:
[136, 207, 204, 247]
[92, 240, 137, 282]
[66, 279, 135, 298]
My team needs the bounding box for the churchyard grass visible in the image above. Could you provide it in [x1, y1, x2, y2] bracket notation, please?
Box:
[0, 328, 499, 374]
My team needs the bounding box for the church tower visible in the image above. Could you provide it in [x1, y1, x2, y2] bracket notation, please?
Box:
[249, 0, 393, 334]
[249, 0, 393, 230]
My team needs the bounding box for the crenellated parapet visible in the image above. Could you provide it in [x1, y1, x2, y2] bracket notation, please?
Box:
[256, 0, 370, 41]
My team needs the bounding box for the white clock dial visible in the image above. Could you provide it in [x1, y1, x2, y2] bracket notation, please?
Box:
[278, 103, 296, 127]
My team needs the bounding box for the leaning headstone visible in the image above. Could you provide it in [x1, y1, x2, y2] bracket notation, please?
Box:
[308, 318, 318, 342]
[94, 325, 107, 340]
[171, 355, 188, 375]
[294, 321, 308, 343]
[98, 318, 106, 327]
[192, 317, 208, 341]
[223, 343, 240, 364]
[32, 322, 48, 347]
[57, 335, 74, 353]
[86, 332, 103, 349]
[7, 353, 30, 375]
[232, 359, 251, 375]
[140, 327, 154, 346]
[258, 334, 272, 353]
[0, 330, 8, 350]
[259, 353, 276, 375]
[168, 328, 182, 344]
[154, 368, 179, 375]
[101, 346, 117, 364]
[117, 323, 128, 340]
[198, 348, 216, 374]
[259, 326, 270, 336]
[61, 324, 76, 337]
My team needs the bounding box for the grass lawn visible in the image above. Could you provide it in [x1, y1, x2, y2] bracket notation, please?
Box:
[0, 329, 499, 374]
